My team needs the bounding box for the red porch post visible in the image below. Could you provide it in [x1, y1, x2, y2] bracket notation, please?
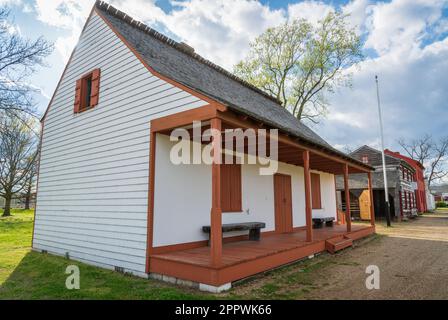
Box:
[210, 118, 222, 266]
[343, 164, 352, 232]
[145, 130, 156, 273]
[368, 171, 375, 226]
[303, 150, 313, 242]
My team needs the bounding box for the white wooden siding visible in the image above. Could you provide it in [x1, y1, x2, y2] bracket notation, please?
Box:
[33, 11, 208, 275]
[153, 134, 337, 247]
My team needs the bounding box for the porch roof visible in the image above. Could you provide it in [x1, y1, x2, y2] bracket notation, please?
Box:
[94, 1, 372, 173]
[152, 107, 373, 174]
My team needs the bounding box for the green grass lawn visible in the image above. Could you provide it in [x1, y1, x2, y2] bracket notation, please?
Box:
[0, 209, 210, 300]
[0, 209, 362, 300]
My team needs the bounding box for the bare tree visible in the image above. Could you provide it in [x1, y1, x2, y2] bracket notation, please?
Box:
[0, 114, 38, 216]
[397, 134, 448, 187]
[234, 12, 364, 123]
[22, 154, 37, 210]
[0, 8, 53, 117]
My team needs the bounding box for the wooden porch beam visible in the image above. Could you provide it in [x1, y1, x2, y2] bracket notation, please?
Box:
[210, 118, 223, 266]
[343, 164, 352, 232]
[217, 111, 371, 173]
[303, 150, 313, 242]
[368, 172, 375, 226]
[151, 104, 227, 133]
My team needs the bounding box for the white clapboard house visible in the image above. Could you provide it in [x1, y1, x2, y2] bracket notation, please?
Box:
[34, 1, 375, 292]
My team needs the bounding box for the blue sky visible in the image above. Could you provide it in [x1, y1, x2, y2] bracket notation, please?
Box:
[2, 0, 448, 160]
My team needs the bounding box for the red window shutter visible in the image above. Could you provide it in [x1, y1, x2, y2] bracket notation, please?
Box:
[232, 164, 242, 211]
[311, 173, 322, 209]
[90, 68, 101, 106]
[221, 163, 242, 212]
[74, 79, 82, 113]
[404, 192, 408, 209]
[221, 164, 232, 211]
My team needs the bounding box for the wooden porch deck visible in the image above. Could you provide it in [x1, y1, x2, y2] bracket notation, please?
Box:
[149, 224, 375, 286]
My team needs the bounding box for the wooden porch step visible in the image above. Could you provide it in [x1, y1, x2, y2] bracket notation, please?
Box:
[325, 236, 353, 254]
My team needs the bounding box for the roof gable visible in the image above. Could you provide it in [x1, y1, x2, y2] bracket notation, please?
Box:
[95, 4, 339, 148]
[350, 145, 400, 167]
[91, 1, 371, 170]
[351, 145, 416, 171]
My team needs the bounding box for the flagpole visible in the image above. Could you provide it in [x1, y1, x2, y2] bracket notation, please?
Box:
[375, 75, 392, 227]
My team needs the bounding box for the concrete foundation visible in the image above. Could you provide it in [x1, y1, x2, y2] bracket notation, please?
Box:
[199, 282, 232, 293]
[149, 272, 232, 292]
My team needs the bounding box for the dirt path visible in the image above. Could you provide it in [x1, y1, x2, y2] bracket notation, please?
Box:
[309, 212, 448, 299]
[226, 211, 448, 300]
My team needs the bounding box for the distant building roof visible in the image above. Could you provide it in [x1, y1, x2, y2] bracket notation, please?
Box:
[384, 149, 425, 170]
[349, 145, 413, 169]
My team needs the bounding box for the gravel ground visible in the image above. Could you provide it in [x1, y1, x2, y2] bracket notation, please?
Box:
[226, 210, 448, 300]
[307, 211, 448, 300]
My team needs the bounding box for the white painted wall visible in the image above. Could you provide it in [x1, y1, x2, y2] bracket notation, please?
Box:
[311, 172, 337, 220]
[33, 12, 208, 276]
[153, 134, 212, 247]
[35, 10, 338, 272]
[153, 134, 337, 247]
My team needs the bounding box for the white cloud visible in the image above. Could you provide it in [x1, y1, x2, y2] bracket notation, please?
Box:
[23, 0, 448, 155]
[364, 0, 447, 55]
[342, 0, 371, 33]
[0, 0, 22, 6]
[33, 0, 92, 29]
[54, 31, 79, 63]
[22, 2, 32, 13]
[107, 0, 166, 24]
[320, 35, 448, 152]
[288, 0, 333, 24]
[327, 111, 365, 129]
[161, 0, 284, 69]
[106, 0, 285, 69]
[1, 18, 21, 35]
[31, 0, 92, 61]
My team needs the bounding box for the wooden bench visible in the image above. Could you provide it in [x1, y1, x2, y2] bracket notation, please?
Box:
[312, 217, 335, 229]
[202, 222, 266, 244]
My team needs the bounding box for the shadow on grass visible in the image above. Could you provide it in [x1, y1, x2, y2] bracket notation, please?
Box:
[0, 251, 212, 300]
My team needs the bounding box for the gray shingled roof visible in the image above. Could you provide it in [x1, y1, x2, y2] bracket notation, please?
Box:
[335, 171, 400, 190]
[350, 145, 401, 167]
[95, 1, 371, 169]
[350, 145, 415, 172]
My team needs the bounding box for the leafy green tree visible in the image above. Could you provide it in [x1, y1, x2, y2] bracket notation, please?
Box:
[234, 12, 364, 123]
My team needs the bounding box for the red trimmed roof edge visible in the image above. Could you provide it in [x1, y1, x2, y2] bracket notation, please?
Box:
[384, 149, 425, 170]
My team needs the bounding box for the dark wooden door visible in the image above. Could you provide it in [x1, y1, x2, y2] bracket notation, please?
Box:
[274, 174, 293, 233]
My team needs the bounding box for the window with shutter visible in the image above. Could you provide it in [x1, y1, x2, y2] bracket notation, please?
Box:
[221, 163, 242, 212]
[74, 68, 101, 113]
[311, 173, 322, 209]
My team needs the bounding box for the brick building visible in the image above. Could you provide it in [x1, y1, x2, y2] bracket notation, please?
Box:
[384, 149, 427, 212]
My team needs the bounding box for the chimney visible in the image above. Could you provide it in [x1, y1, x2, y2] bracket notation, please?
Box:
[177, 42, 195, 54]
